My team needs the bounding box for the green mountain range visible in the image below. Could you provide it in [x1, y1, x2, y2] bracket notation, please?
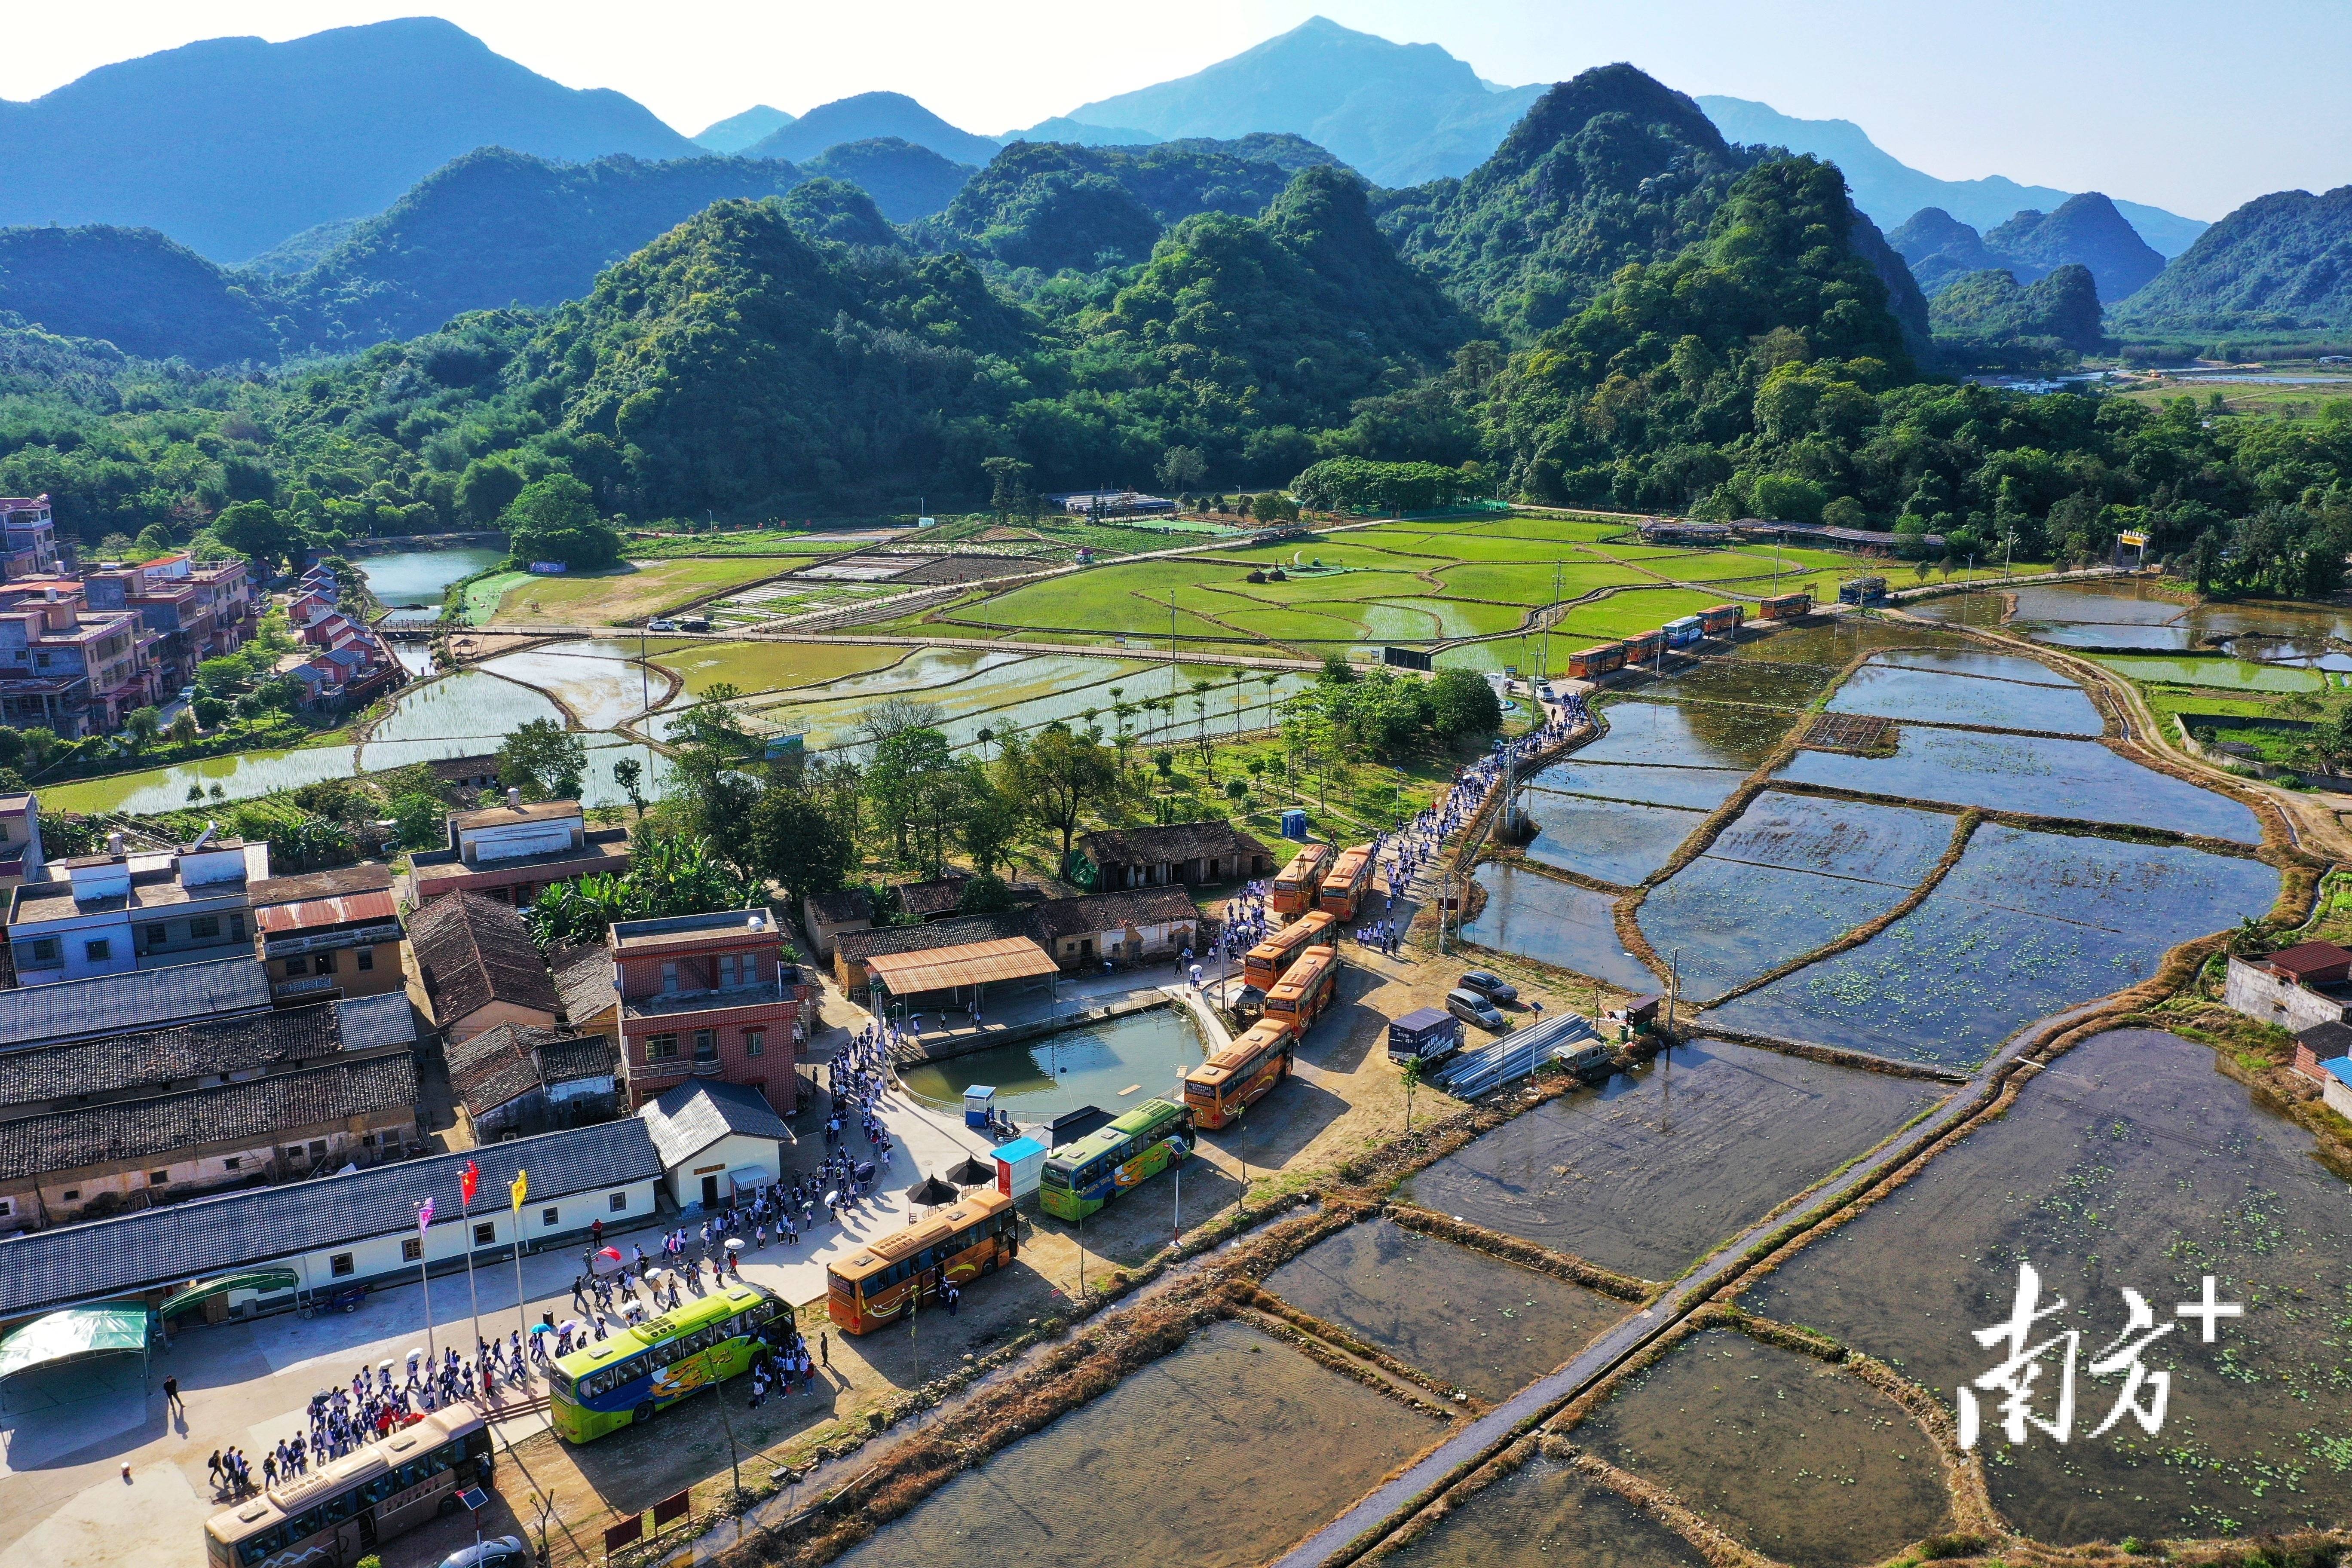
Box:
[0, 18, 696, 263]
[743, 93, 1002, 167]
[1928, 264, 2105, 369]
[2113, 186, 2352, 333]
[1890, 193, 2166, 305]
[796, 140, 975, 224]
[693, 107, 795, 154]
[0, 226, 281, 364]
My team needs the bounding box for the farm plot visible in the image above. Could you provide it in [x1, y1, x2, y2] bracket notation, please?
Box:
[1776, 726, 2263, 841]
[372, 669, 560, 742]
[1460, 865, 1658, 993]
[1742, 1028, 2352, 1545]
[1584, 699, 1790, 771]
[649, 640, 913, 697]
[474, 557, 791, 626]
[1615, 658, 1833, 709]
[1871, 647, 2077, 686]
[1381, 1455, 1707, 1568]
[1707, 827, 2280, 1068]
[1525, 760, 1750, 812]
[1520, 793, 1707, 887]
[1826, 660, 2107, 734]
[1553, 589, 1734, 640]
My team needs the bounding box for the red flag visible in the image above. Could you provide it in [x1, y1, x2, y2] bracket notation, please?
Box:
[461, 1160, 479, 1206]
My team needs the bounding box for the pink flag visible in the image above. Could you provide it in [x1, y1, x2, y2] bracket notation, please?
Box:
[418, 1198, 435, 1232]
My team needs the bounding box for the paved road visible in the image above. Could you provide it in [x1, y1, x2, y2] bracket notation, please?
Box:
[1267, 999, 2100, 1568]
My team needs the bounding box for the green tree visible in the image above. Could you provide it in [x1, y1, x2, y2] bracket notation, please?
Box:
[1001, 722, 1119, 864]
[498, 718, 588, 800]
[612, 756, 646, 818]
[865, 725, 964, 874]
[980, 456, 1035, 523]
[389, 791, 446, 848]
[456, 457, 527, 526]
[747, 784, 856, 904]
[502, 475, 619, 570]
[211, 500, 303, 569]
[123, 706, 162, 754]
[1427, 667, 1503, 740]
[1156, 444, 1207, 494]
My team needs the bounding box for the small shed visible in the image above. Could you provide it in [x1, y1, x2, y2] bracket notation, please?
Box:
[993, 1136, 1047, 1200]
[963, 1085, 997, 1129]
[1281, 809, 1308, 841]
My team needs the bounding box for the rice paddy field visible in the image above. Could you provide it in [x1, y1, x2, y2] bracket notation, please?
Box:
[468, 556, 797, 625]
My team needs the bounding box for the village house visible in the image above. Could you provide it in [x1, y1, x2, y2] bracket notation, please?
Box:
[582, 909, 813, 1112]
[0, 956, 273, 1050]
[1030, 886, 1201, 970]
[1072, 821, 1272, 891]
[408, 889, 561, 1047]
[800, 887, 873, 961]
[0, 579, 157, 738]
[407, 794, 633, 906]
[445, 1023, 620, 1142]
[639, 1078, 793, 1211]
[249, 863, 406, 1007]
[0, 791, 45, 892]
[6, 831, 270, 986]
[2223, 941, 2352, 1033]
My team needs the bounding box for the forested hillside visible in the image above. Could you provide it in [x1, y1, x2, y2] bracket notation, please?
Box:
[796, 140, 975, 223]
[744, 93, 1002, 166]
[0, 226, 282, 363]
[2115, 185, 2352, 332]
[1984, 194, 2165, 302]
[1928, 264, 2105, 368]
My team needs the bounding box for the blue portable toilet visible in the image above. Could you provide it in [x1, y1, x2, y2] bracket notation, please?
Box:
[1280, 808, 1309, 840]
[963, 1085, 996, 1129]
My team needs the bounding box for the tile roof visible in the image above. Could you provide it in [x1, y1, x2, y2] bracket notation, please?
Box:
[0, 1002, 344, 1111]
[335, 993, 420, 1053]
[1030, 887, 1201, 942]
[554, 946, 619, 1028]
[639, 1078, 791, 1168]
[895, 876, 969, 919]
[0, 1117, 662, 1317]
[0, 958, 272, 1049]
[447, 799, 584, 831]
[864, 937, 1060, 994]
[835, 913, 1027, 967]
[1077, 820, 1267, 867]
[410, 890, 559, 1027]
[541, 1032, 619, 1086]
[0, 1053, 419, 1181]
[805, 888, 872, 924]
[249, 864, 394, 907]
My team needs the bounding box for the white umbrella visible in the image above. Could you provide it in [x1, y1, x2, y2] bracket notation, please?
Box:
[724, 1237, 746, 1252]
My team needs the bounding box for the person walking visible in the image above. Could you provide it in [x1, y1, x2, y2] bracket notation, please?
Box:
[163, 1375, 184, 1415]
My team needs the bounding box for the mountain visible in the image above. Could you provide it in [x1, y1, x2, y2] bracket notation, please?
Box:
[771, 180, 905, 250]
[1886, 208, 2000, 293]
[2114, 186, 2352, 331]
[924, 138, 1335, 273]
[1064, 17, 1545, 187]
[1929, 264, 2104, 368]
[744, 92, 1001, 167]
[277, 150, 808, 349]
[694, 107, 795, 154]
[1696, 95, 2207, 258]
[1374, 64, 1755, 337]
[0, 18, 698, 262]
[796, 140, 974, 223]
[1006, 117, 1159, 147]
[0, 225, 281, 363]
[241, 218, 364, 279]
[1984, 195, 2165, 303]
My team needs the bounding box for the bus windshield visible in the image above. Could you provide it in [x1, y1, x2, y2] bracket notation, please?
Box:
[542, 1364, 575, 1400]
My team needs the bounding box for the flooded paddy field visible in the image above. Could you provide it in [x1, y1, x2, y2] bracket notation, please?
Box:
[477, 643, 658, 728]
[898, 1006, 1206, 1118]
[372, 668, 562, 742]
[1709, 827, 2279, 1069]
[1521, 760, 1749, 812]
[2094, 654, 2328, 693]
[830, 1319, 1439, 1568]
[1382, 1455, 1706, 1568]
[1777, 726, 2263, 842]
[1727, 617, 1961, 668]
[1614, 659, 1834, 710]
[1637, 793, 1955, 1000]
[1874, 646, 2078, 685]
[1402, 1041, 1944, 1281]
[1260, 1216, 1629, 1402]
[1571, 1326, 1952, 1568]
[1584, 699, 1790, 771]
[1460, 865, 1658, 992]
[1826, 660, 2107, 735]
[1741, 1028, 2352, 1544]
[1520, 793, 1707, 887]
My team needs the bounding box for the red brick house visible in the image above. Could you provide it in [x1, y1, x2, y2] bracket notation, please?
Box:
[575, 910, 814, 1111]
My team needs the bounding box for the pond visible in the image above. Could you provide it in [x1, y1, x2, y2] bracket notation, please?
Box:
[478, 643, 659, 729]
[1612, 659, 1834, 710]
[1523, 759, 1749, 812]
[1459, 865, 1658, 994]
[898, 1006, 1207, 1124]
[1381, 1454, 1706, 1568]
[1776, 726, 2264, 842]
[1709, 827, 2280, 1069]
[830, 1318, 1439, 1568]
[1572, 1326, 1952, 1568]
[1741, 1028, 2352, 1544]
[356, 546, 505, 625]
[1583, 700, 1787, 771]
[2094, 654, 2328, 693]
[1402, 1040, 1944, 1281]
[1260, 1216, 1629, 1402]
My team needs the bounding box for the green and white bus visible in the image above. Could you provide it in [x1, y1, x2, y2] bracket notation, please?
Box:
[1039, 1098, 1194, 1222]
[546, 1282, 783, 1443]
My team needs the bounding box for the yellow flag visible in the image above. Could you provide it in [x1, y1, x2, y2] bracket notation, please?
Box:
[510, 1168, 527, 1211]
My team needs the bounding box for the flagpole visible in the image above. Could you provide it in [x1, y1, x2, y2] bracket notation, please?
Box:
[416, 1201, 437, 1364]
[462, 1191, 481, 1364]
[511, 1170, 530, 1379]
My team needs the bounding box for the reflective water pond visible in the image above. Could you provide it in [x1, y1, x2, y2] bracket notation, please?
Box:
[899, 1006, 1206, 1121]
[1583, 700, 1786, 771]
[1403, 1040, 1943, 1281]
[1615, 660, 1833, 710]
[1741, 1028, 2352, 1544]
[1874, 647, 2076, 686]
[1573, 1326, 1952, 1568]
[1382, 1455, 1705, 1568]
[1710, 827, 2280, 1068]
[478, 644, 658, 729]
[1777, 727, 2263, 842]
[358, 546, 505, 625]
[372, 669, 562, 742]
[831, 1319, 1438, 1568]
[1261, 1217, 1627, 1401]
[1460, 866, 1658, 994]
[2094, 654, 2328, 693]
[1520, 794, 1706, 888]
[1827, 662, 2106, 735]
[1727, 618, 1960, 667]
[39, 744, 362, 815]
[1523, 761, 1749, 812]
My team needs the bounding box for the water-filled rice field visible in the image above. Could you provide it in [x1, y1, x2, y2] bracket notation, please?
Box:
[1826, 661, 2107, 734]
[1460, 866, 1658, 993]
[1519, 793, 1707, 887]
[1741, 1028, 2352, 1544]
[1403, 1041, 1944, 1281]
[1583, 700, 1788, 771]
[1381, 1455, 1706, 1568]
[1521, 760, 1749, 812]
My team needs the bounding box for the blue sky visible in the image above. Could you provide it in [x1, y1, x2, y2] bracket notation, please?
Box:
[13, 1, 2347, 217]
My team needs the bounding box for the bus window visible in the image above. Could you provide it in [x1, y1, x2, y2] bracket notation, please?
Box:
[321, 1489, 361, 1524]
[284, 1509, 325, 1542]
[465, 1428, 493, 1461]
[236, 1527, 286, 1566]
[362, 1474, 401, 1506]
[543, 1366, 574, 1400]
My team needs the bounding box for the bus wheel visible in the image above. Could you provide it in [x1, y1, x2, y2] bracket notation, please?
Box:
[439, 1495, 459, 1518]
[633, 1401, 656, 1427]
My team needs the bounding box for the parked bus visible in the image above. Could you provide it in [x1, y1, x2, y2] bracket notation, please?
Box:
[1265, 945, 1340, 1030]
[1699, 603, 1744, 636]
[1567, 643, 1624, 679]
[1758, 591, 1812, 621]
[1182, 1017, 1296, 1129]
[205, 1405, 490, 1568]
[1270, 842, 1332, 919]
[1040, 1097, 1193, 1221]
[1316, 845, 1375, 921]
[827, 1187, 1018, 1334]
[1243, 909, 1335, 989]
[545, 1282, 784, 1442]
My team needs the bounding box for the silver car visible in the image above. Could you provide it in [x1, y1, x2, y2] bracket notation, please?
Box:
[1447, 988, 1507, 1031]
[439, 1538, 528, 1568]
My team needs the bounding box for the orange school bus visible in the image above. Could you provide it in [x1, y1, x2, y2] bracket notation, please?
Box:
[1265, 945, 1340, 1030]
[1182, 1017, 1296, 1129]
[827, 1187, 1017, 1334]
[1244, 909, 1335, 990]
[1270, 842, 1333, 919]
[1316, 845, 1375, 922]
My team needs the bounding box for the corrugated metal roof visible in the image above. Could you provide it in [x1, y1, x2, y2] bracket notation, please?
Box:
[0, 958, 271, 1049]
[253, 890, 398, 934]
[640, 1079, 791, 1168]
[0, 1118, 664, 1317]
[864, 937, 1060, 995]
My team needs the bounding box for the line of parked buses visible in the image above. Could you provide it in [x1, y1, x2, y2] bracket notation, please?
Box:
[202, 840, 1380, 1565]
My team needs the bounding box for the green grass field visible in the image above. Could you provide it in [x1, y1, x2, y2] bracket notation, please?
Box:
[478, 558, 797, 626]
[651, 640, 914, 696]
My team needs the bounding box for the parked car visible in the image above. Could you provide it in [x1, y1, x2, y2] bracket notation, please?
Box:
[646, 618, 680, 632]
[438, 1537, 528, 1568]
[1457, 970, 1519, 1005]
[677, 616, 711, 632]
[1446, 988, 1508, 1032]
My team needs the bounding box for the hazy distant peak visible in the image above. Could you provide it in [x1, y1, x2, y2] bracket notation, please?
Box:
[695, 105, 795, 154]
